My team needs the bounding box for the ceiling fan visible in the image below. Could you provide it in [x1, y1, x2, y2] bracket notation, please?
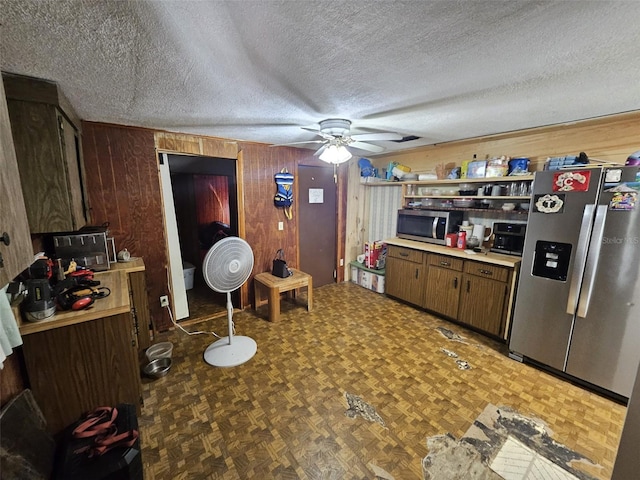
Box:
[274, 119, 403, 164]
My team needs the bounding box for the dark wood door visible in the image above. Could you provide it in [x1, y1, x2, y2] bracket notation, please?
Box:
[298, 165, 336, 287]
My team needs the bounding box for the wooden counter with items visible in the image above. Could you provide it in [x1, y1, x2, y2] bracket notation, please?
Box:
[14, 258, 149, 435]
[384, 237, 521, 268]
[384, 238, 521, 341]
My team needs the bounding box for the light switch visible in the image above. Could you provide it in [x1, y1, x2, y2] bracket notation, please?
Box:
[278, 222, 284, 231]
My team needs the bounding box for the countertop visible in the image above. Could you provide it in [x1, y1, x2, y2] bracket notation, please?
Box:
[384, 237, 522, 268]
[16, 258, 146, 336]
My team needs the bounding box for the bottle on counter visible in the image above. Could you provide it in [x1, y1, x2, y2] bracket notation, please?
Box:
[457, 230, 467, 249]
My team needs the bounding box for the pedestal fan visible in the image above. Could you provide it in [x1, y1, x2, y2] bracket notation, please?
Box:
[201, 236, 256, 367]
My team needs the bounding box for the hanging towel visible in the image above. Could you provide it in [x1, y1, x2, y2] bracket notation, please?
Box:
[0, 285, 23, 369]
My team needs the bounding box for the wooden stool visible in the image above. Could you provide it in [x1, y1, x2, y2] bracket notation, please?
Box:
[253, 268, 313, 322]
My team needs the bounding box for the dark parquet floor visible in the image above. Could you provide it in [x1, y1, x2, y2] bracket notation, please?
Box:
[139, 282, 625, 480]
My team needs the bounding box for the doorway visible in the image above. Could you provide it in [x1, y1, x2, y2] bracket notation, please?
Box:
[298, 165, 337, 287]
[165, 154, 239, 324]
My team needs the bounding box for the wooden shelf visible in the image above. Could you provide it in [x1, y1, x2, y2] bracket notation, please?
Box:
[403, 206, 529, 214]
[404, 195, 530, 200]
[402, 175, 535, 185]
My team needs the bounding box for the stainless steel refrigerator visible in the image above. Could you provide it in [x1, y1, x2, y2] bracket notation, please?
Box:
[509, 166, 640, 398]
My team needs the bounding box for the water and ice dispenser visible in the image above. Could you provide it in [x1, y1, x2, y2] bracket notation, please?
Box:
[532, 241, 572, 281]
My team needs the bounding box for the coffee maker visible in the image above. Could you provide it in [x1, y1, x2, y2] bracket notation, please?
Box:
[490, 223, 527, 256]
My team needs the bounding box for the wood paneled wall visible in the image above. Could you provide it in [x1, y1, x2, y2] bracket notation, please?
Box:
[81, 123, 169, 332]
[373, 111, 640, 173]
[81, 124, 338, 331]
[237, 143, 302, 293]
[238, 142, 348, 288]
[344, 111, 640, 267]
[155, 132, 238, 159]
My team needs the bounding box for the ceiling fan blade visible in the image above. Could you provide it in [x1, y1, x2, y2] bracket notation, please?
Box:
[349, 141, 386, 153]
[314, 145, 328, 157]
[270, 140, 326, 147]
[350, 132, 403, 141]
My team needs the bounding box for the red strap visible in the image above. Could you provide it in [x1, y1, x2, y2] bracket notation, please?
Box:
[89, 428, 139, 457]
[72, 407, 118, 438]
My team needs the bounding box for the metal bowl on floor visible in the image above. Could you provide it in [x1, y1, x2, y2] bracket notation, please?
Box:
[143, 357, 172, 378]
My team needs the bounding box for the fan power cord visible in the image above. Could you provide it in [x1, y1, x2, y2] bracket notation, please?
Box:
[165, 304, 223, 339]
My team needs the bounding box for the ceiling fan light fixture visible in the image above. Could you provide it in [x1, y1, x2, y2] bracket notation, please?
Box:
[319, 119, 351, 137]
[319, 145, 352, 164]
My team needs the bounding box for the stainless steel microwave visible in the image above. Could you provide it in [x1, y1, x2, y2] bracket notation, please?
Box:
[397, 209, 464, 245]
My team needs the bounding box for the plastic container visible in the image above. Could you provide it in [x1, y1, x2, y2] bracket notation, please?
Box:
[457, 231, 467, 249]
[183, 262, 195, 290]
[446, 233, 458, 248]
[508, 157, 530, 175]
[146, 342, 174, 362]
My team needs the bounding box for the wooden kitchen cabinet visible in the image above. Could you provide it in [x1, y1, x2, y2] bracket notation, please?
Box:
[458, 276, 508, 337]
[2, 73, 87, 234]
[385, 238, 520, 340]
[18, 270, 142, 435]
[0, 74, 32, 285]
[424, 254, 464, 318]
[21, 313, 142, 435]
[454, 260, 510, 337]
[385, 245, 426, 307]
[110, 259, 153, 350]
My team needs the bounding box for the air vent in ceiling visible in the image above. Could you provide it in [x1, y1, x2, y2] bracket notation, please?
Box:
[391, 135, 421, 143]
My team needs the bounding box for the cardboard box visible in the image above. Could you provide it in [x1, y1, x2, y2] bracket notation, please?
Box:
[350, 261, 385, 294]
[364, 241, 386, 269]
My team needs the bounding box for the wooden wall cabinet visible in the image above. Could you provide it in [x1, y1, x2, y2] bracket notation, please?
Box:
[385, 245, 426, 307]
[2, 73, 87, 234]
[0, 74, 33, 285]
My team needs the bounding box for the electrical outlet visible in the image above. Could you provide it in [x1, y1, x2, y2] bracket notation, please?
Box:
[160, 295, 169, 307]
[278, 221, 284, 231]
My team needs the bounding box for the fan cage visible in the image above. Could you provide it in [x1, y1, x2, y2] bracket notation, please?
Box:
[202, 237, 254, 293]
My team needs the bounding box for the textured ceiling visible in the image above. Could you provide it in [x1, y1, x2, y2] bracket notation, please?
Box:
[2, 0, 640, 155]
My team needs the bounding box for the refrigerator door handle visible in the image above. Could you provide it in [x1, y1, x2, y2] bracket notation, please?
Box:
[566, 205, 596, 314]
[576, 205, 607, 318]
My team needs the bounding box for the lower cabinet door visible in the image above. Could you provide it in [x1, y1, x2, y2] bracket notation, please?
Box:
[424, 266, 461, 319]
[458, 274, 507, 336]
[21, 313, 142, 435]
[385, 257, 425, 307]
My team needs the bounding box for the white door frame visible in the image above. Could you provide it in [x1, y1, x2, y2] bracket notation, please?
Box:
[159, 153, 189, 320]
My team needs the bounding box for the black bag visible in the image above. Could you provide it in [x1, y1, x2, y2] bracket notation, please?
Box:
[272, 249, 292, 278]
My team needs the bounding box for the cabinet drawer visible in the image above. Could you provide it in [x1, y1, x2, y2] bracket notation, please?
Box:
[464, 261, 510, 283]
[428, 254, 463, 271]
[387, 245, 424, 264]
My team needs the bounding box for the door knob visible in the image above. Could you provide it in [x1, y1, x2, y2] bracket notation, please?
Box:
[0, 232, 10, 246]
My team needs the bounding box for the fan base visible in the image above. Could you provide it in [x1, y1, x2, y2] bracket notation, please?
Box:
[203, 335, 257, 367]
